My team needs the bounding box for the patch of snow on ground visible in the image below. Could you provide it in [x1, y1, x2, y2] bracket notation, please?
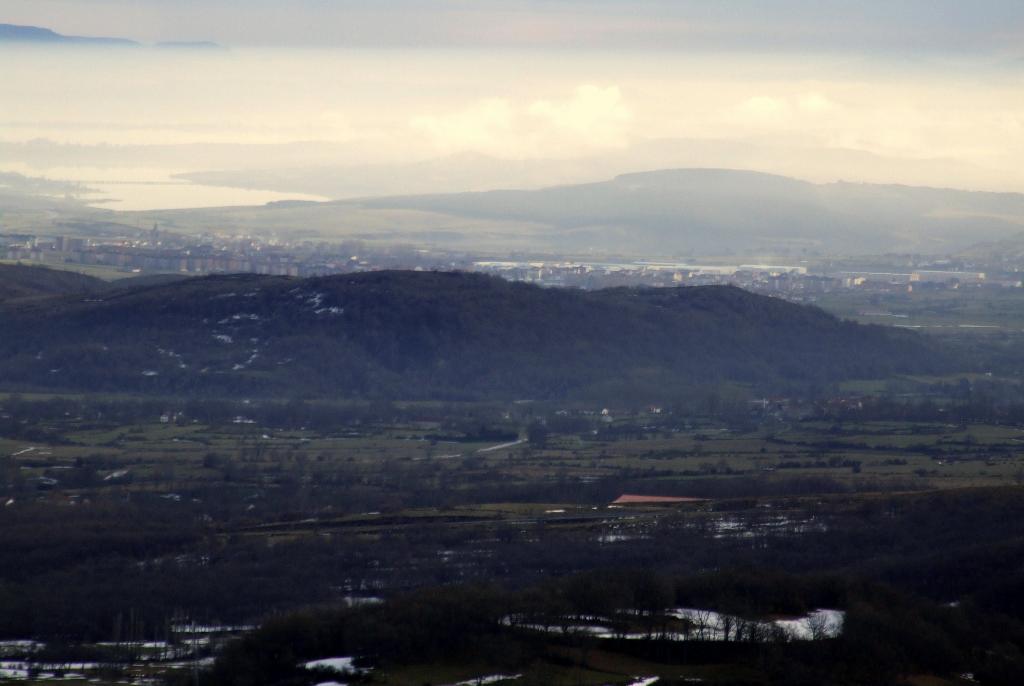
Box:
[302, 657, 359, 674]
[97, 641, 170, 649]
[219, 314, 261, 323]
[774, 609, 844, 639]
[171, 623, 255, 634]
[598, 533, 648, 543]
[0, 664, 28, 679]
[298, 292, 327, 309]
[669, 608, 844, 641]
[511, 622, 614, 637]
[0, 641, 42, 656]
[162, 657, 216, 670]
[0, 660, 101, 672]
[669, 609, 730, 640]
[444, 674, 521, 686]
[510, 608, 844, 643]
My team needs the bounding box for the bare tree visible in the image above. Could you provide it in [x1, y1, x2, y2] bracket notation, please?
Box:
[806, 612, 833, 641]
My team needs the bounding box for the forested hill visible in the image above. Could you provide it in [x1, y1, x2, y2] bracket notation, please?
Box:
[0, 270, 950, 399]
[0, 263, 106, 302]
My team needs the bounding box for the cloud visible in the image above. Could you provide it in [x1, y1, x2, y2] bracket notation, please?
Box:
[528, 85, 631, 146]
[410, 99, 516, 156]
[411, 85, 631, 157]
[798, 94, 838, 114]
[725, 92, 847, 135]
[732, 97, 794, 127]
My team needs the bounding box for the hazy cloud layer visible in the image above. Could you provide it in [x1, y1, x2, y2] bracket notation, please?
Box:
[2, 45, 1023, 195]
[2, 3, 1024, 201]
[3, 0, 1024, 52]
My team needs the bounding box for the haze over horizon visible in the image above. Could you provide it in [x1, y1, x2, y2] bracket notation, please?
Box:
[5, 0, 1024, 53]
[2, 1, 1024, 209]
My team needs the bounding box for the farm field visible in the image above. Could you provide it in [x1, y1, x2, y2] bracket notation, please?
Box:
[8, 405, 1024, 512]
[816, 288, 1024, 335]
[5, 392, 1024, 683]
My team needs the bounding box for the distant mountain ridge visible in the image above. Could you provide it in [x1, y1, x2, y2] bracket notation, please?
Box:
[0, 23, 138, 45]
[0, 270, 950, 399]
[0, 23, 221, 48]
[356, 168, 1024, 255]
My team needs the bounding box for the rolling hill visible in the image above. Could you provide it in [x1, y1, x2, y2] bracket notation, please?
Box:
[957, 231, 1024, 262]
[0, 263, 106, 302]
[356, 169, 1024, 255]
[0, 270, 950, 399]
[131, 168, 1024, 257]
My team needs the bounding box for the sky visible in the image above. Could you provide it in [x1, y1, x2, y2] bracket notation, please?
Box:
[2, 1, 1024, 200]
[3, 0, 1024, 53]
